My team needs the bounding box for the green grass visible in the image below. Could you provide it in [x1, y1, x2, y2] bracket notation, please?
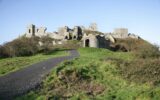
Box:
[0, 50, 69, 76]
[16, 48, 160, 100]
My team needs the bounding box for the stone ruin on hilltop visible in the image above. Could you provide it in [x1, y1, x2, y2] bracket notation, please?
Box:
[24, 23, 140, 48]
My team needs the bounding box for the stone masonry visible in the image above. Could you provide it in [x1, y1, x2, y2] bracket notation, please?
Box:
[24, 23, 140, 48]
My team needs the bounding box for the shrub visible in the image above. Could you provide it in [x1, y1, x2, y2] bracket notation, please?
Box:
[44, 61, 105, 99]
[117, 58, 160, 85]
[0, 37, 39, 57]
[39, 36, 55, 53]
[12, 37, 39, 56]
[0, 43, 15, 57]
[135, 44, 160, 59]
[112, 44, 128, 52]
[111, 38, 150, 52]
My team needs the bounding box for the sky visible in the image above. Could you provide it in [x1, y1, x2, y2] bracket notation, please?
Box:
[0, 0, 160, 45]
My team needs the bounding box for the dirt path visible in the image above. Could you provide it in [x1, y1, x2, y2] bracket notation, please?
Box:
[0, 50, 79, 99]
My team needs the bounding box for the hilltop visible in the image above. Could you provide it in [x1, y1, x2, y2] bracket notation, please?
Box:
[0, 23, 144, 58]
[24, 23, 139, 49]
[0, 24, 160, 99]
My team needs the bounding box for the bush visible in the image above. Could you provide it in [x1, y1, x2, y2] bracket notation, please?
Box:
[0, 43, 15, 57]
[118, 58, 160, 85]
[42, 61, 105, 99]
[0, 35, 61, 58]
[39, 36, 55, 53]
[12, 37, 39, 56]
[111, 38, 150, 52]
[0, 37, 39, 57]
[135, 44, 160, 59]
[112, 44, 128, 52]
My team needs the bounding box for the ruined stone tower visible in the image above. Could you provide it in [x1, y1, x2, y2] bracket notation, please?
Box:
[88, 23, 98, 31]
[26, 24, 36, 37]
[25, 24, 47, 38]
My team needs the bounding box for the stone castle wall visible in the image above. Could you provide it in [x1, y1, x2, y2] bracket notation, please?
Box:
[26, 24, 47, 38]
[24, 24, 140, 48]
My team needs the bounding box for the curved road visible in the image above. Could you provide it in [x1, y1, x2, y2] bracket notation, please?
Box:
[0, 50, 79, 99]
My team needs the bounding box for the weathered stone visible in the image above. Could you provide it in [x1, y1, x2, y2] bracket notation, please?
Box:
[35, 27, 47, 37]
[38, 41, 43, 46]
[105, 28, 140, 40]
[52, 41, 56, 45]
[128, 33, 139, 39]
[112, 28, 128, 38]
[25, 24, 47, 37]
[82, 33, 109, 48]
[24, 24, 140, 49]
[105, 34, 115, 43]
[83, 34, 98, 48]
[25, 24, 36, 38]
[58, 26, 69, 35]
[88, 23, 98, 31]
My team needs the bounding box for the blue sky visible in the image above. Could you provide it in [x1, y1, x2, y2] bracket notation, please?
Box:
[0, 0, 160, 44]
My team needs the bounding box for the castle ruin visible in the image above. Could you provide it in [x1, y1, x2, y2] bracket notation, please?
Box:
[26, 24, 47, 38]
[24, 23, 140, 48]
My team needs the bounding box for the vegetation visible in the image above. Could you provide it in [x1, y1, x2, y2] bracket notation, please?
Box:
[134, 44, 160, 59]
[110, 38, 151, 52]
[55, 40, 82, 50]
[0, 50, 68, 76]
[0, 37, 39, 57]
[1, 35, 160, 99]
[0, 36, 56, 58]
[39, 36, 55, 53]
[116, 44, 160, 86]
[16, 47, 160, 100]
[0, 35, 82, 76]
[118, 58, 160, 85]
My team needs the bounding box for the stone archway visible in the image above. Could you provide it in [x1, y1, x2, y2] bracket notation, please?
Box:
[65, 36, 68, 39]
[85, 39, 90, 47]
[73, 36, 76, 39]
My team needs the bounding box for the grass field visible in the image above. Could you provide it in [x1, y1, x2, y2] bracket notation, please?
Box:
[16, 48, 160, 100]
[0, 50, 68, 76]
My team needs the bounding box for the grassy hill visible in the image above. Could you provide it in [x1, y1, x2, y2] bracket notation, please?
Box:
[16, 47, 160, 100]
[1, 35, 160, 100]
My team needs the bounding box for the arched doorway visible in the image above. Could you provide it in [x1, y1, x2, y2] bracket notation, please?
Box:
[65, 36, 68, 39]
[73, 36, 76, 39]
[85, 39, 90, 47]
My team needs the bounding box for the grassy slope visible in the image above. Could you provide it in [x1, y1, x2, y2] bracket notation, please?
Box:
[16, 48, 160, 100]
[0, 50, 68, 76]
